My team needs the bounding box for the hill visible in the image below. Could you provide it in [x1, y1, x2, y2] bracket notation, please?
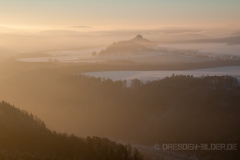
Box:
[98, 35, 155, 56]
[0, 101, 143, 160]
[177, 36, 240, 45]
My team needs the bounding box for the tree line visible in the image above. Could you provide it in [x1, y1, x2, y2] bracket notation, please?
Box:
[0, 101, 143, 160]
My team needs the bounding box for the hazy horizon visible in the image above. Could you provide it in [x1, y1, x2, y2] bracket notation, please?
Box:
[1, 0, 240, 29]
[0, 0, 240, 57]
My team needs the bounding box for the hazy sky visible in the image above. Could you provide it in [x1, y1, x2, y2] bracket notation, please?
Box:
[1, 0, 240, 30]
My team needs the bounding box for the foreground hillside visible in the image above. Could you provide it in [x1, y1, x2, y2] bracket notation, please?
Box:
[0, 62, 240, 159]
[0, 101, 143, 160]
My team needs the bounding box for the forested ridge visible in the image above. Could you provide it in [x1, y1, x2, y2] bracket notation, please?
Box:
[0, 62, 240, 159]
[65, 74, 240, 143]
[72, 75, 240, 159]
[1, 68, 239, 144]
[0, 101, 143, 160]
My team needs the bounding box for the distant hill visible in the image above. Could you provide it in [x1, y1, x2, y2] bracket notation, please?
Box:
[177, 36, 240, 45]
[231, 30, 240, 37]
[0, 101, 143, 160]
[99, 35, 155, 56]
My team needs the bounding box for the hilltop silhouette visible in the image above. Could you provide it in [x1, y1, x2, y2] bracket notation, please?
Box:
[99, 35, 155, 56]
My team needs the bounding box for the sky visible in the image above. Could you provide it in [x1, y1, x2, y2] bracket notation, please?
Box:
[0, 0, 240, 31]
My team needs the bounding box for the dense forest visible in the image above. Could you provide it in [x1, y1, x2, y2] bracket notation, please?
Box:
[67, 74, 240, 159]
[62, 74, 240, 142]
[0, 62, 239, 159]
[0, 101, 143, 160]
